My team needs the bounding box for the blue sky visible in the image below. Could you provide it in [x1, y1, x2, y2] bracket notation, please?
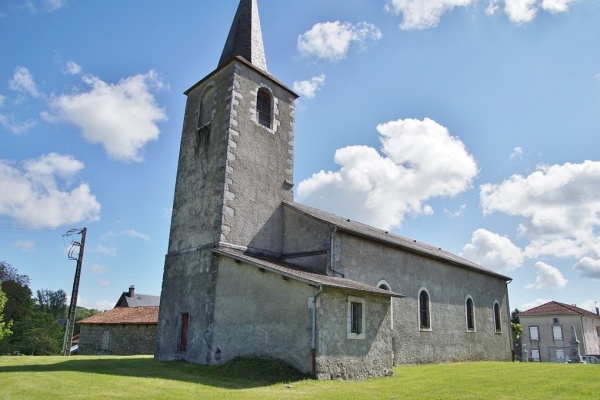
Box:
[1, 0, 599, 313]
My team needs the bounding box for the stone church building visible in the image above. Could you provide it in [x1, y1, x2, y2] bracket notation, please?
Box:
[155, 0, 512, 379]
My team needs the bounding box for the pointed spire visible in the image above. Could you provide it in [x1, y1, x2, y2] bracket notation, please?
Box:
[219, 0, 267, 71]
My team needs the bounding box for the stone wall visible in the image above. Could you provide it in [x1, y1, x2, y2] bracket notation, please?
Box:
[79, 324, 157, 355]
[212, 256, 314, 373]
[316, 290, 394, 380]
[282, 206, 513, 365]
[157, 58, 297, 364]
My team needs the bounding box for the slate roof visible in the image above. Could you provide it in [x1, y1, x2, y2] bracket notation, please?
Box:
[115, 292, 160, 308]
[284, 201, 511, 281]
[78, 306, 159, 325]
[214, 247, 404, 298]
[520, 301, 600, 318]
[219, 0, 267, 71]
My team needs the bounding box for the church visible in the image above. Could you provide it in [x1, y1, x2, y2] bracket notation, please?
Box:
[155, 0, 512, 380]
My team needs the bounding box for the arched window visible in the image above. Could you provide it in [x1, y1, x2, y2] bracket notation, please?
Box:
[256, 88, 272, 128]
[466, 296, 475, 332]
[494, 302, 502, 333]
[419, 289, 430, 330]
[198, 85, 215, 131]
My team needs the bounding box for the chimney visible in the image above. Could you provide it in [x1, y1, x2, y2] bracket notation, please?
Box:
[596, 302, 599, 316]
[128, 285, 135, 298]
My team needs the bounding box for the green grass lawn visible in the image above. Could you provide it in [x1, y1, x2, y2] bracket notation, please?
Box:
[0, 356, 598, 399]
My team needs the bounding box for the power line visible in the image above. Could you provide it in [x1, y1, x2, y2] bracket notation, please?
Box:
[0, 223, 64, 236]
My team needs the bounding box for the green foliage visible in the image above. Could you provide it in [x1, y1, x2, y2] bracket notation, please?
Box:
[11, 310, 64, 355]
[0, 283, 12, 340]
[0, 263, 65, 355]
[35, 289, 68, 320]
[0, 357, 599, 399]
[0, 279, 33, 324]
[0, 261, 30, 286]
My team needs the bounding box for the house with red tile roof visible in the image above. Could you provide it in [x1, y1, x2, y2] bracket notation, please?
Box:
[78, 287, 159, 355]
[519, 301, 600, 362]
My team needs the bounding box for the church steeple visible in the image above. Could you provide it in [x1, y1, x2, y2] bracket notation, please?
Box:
[218, 0, 267, 71]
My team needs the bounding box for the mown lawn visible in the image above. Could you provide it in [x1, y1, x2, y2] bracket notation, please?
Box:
[0, 355, 598, 399]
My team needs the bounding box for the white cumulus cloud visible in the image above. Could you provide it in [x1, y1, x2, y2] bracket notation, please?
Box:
[541, 0, 575, 14]
[293, 75, 326, 99]
[461, 229, 524, 272]
[44, 71, 167, 162]
[298, 21, 382, 61]
[386, 0, 576, 29]
[64, 61, 82, 75]
[297, 118, 477, 230]
[525, 261, 568, 289]
[573, 257, 600, 280]
[8, 66, 40, 98]
[499, 0, 575, 23]
[386, 0, 472, 30]
[481, 161, 600, 262]
[0, 153, 101, 228]
[521, 298, 551, 311]
[0, 113, 37, 134]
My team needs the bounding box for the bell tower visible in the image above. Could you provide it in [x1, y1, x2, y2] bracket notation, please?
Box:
[156, 0, 298, 363]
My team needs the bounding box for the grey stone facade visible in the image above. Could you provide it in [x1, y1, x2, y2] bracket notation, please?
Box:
[520, 302, 600, 361]
[79, 324, 157, 355]
[156, 0, 512, 379]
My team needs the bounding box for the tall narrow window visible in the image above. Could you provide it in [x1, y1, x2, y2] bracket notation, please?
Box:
[466, 297, 475, 331]
[419, 289, 430, 330]
[493, 302, 502, 333]
[347, 296, 365, 339]
[179, 313, 189, 351]
[256, 88, 271, 128]
[351, 302, 363, 334]
[529, 326, 539, 341]
[198, 86, 215, 131]
[552, 325, 563, 340]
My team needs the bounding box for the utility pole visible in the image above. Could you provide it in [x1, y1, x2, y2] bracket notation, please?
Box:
[62, 227, 87, 356]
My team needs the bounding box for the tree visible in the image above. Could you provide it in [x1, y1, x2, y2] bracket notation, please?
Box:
[511, 309, 523, 361]
[0, 278, 33, 326]
[0, 261, 30, 286]
[36, 289, 67, 320]
[12, 310, 63, 355]
[0, 283, 12, 340]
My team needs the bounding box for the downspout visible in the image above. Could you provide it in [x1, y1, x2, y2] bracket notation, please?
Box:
[506, 279, 514, 360]
[580, 315, 587, 356]
[311, 284, 323, 378]
[329, 225, 344, 278]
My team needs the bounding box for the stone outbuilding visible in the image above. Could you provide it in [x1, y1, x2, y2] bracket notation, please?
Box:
[78, 306, 159, 355]
[78, 285, 159, 355]
[155, 0, 513, 379]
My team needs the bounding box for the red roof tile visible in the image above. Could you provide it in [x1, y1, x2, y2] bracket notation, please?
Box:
[521, 301, 599, 318]
[78, 306, 159, 325]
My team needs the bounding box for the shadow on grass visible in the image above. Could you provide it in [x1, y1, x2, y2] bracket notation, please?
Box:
[0, 356, 311, 389]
